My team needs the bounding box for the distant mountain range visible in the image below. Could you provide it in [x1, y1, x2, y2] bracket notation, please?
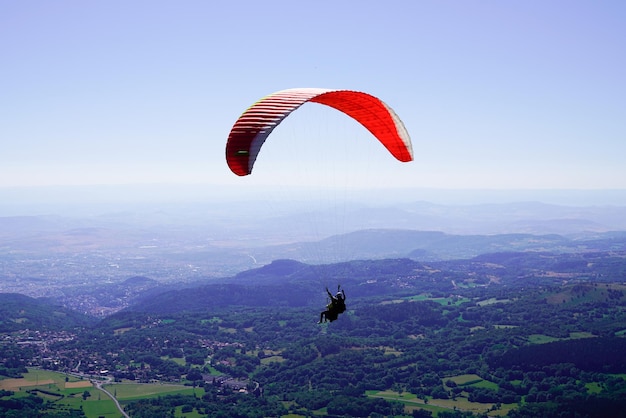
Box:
[3, 199, 626, 239]
[243, 229, 626, 265]
[2, 199, 626, 264]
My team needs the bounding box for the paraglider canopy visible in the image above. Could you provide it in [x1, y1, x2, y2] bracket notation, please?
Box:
[225, 88, 413, 176]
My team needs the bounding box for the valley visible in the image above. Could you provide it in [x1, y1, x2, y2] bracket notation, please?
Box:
[2, 248, 626, 417]
[2, 198, 626, 417]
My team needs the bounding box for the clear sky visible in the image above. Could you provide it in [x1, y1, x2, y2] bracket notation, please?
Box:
[2, 1, 625, 192]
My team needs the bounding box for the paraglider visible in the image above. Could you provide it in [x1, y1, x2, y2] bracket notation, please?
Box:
[225, 88, 413, 176]
[225, 88, 413, 324]
[319, 286, 346, 323]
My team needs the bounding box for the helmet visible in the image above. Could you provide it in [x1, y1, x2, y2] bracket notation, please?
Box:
[336, 292, 343, 299]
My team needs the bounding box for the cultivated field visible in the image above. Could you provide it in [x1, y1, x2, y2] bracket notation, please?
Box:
[105, 382, 203, 401]
[0, 368, 205, 418]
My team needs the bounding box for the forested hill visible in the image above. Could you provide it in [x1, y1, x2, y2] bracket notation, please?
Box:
[0, 293, 96, 331]
[122, 258, 426, 314]
[125, 248, 626, 315]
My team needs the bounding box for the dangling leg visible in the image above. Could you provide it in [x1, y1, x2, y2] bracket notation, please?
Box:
[319, 309, 331, 323]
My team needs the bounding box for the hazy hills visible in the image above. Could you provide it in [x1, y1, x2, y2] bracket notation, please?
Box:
[2, 194, 626, 316]
[258, 229, 626, 263]
[2, 199, 626, 263]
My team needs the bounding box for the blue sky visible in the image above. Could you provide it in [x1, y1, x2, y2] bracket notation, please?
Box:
[2, 1, 625, 192]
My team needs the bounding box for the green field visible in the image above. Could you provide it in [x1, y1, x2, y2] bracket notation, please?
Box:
[260, 355, 286, 364]
[367, 374, 516, 416]
[446, 373, 484, 386]
[527, 334, 561, 344]
[367, 386, 516, 417]
[446, 374, 499, 390]
[388, 293, 470, 306]
[368, 390, 448, 416]
[476, 298, 511, 306]
[528, 331, 596, 344]
[585, 382, 603, 394]
[0, 368, 120, 417]
[162, 355, 187, 365]
[108, 382, 203, 401]
[0, 368, 206, 418]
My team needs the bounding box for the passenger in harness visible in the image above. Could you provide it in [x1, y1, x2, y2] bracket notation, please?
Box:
[319, 286, 346, 323]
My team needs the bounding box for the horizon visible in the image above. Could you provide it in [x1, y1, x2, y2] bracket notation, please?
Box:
[1, 183, 626, 218]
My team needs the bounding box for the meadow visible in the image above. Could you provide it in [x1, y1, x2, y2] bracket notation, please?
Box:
[0, 368, 205, 418]
[366, 373, 519, 417]
[107, 382, 203, 402]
